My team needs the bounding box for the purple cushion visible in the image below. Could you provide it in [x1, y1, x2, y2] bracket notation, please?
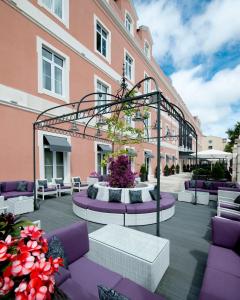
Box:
[73, 196, 92, 209]
[126, 197, 175, 214]
[68, 257, 122, 298]
[3, 181, 18, 192]
[27, 181, 34, 192]
[220, 202, 239, 210]
[88, 201, 126, 213]
[38, 187, 56, 192]
[207, 245, 240, 277]
[196, 180, 204, 188]
[212, 217, 240, 249]
[2, 191, 33, 200]
[199, 267, 240, 300]
[219, 186, 240, 192]
[55, 267, 71, 286]
[221, 212, 240, 221]
[59, 279, 98, 300]
[60, 185, 72, 190]
[46, 222, 89, 265]
[114, 278, 165, 300]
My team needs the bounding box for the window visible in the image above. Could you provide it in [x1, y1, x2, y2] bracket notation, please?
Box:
[96, 145, 111, 175]
[125, 52, 134, 81]
[96, 21, 109, 59]
[41, 0, 63, 19]
[144, 114, 151, 140]
[144, 41, 150, 59]
[42, 47, 64, 95]
[208, 140, 212, 144]
[44, 147, 64, 181]
[144, 73, 150, 94]
[125, 13, 133, 34]
[208, 145, 213, 149]
[96, 80, 109, 111]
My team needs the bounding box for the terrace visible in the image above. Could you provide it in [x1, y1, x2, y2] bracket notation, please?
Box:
[24, 191, 216, 300]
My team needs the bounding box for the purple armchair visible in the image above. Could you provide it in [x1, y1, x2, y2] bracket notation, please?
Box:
[0, 181, 34, 200]
[46, 222, 165, 300]
[199, 217, 240, 300]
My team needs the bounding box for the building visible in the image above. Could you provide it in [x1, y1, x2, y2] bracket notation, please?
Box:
[0, 0, 202, 182]
[202, 135, 227, 151]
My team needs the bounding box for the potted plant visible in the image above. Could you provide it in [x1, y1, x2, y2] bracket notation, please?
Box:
[140, 164, 148, 182]
[164, 165, 170, 176]
[176, 164, 180, 174]
[170, 165, 175, 175]
[0, 213, 65, 299]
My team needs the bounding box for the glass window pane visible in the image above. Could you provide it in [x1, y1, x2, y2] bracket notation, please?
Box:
[56, 166, 64, 178]
[43, 0, 52, 10]
[56, 151, 63, 165]
[42, 60, 51, 91]
[55, 67, 62, 95]
[54, 0, 62, 19]
[97, 23, 101, 32]
[42, 48, 52, 60]
[102, 39, 106, 57]
[96, 32, 101, 52]
[102, 30, 107, 39]
[44, 148, 53, 165]
[54, 55, 63, 67]
[97, 153, 102, 174]
[45, 166, 53, 181]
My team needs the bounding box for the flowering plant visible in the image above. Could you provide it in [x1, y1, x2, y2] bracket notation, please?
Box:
[0, 213, 63, 300]
[108, 155, 135, 188]
[89, 171, 100, 178]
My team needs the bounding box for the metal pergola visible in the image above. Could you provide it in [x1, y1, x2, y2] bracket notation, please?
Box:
[33, 71, 198, 237]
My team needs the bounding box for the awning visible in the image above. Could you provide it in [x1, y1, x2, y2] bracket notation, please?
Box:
[44, 135, 71, 152]
[166, 154, 172, 160]
[126, 149, 137, 157]
[97, 144, 112, 153]
[145, 151, 154, 158]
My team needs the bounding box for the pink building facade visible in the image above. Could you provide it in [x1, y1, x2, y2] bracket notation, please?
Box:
[0, 0, 202, 182]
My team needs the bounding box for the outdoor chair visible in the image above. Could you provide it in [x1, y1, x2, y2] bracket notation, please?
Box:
[217, 190, 240, 221]
[0, 196, 8, 213]
[53, 178, 72, 197]
[36, 179, 58, 200]
[71, 176, 88, 192]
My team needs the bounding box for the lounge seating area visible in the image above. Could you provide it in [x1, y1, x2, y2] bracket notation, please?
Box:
[73, 189, 176, 225]
[46, 222, 165, 300]
[199, 216, 240, 300]
[0, 180, 34, 199]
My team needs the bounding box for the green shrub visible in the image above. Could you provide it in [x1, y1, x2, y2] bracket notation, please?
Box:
[176, 164, 180, 174]
[211, 162, 225, 180]
[140, 164, 148, 182]
[170, 165, 175, 175]
[164, 165, 170, 176]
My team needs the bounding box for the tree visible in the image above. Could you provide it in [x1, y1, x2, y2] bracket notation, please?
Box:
[224, 121, 240, 153]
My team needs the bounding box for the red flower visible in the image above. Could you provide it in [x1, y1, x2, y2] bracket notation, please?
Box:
[0, 276, 14, 296]
[21, 226, 44, 240]
[11, 252, 35, 276]
[28, 277, 50, 300]
[0, 235, 12, 262]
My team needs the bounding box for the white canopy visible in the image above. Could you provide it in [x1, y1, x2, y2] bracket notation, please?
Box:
[191, 149, 232, 159]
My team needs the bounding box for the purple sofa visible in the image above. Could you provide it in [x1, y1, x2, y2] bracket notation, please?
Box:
[0, 181, 34, 200]
[46, 222, 165, 300]
[199, 217, 240, 300]
[73, 191, 175, 214]
[185, 180, 240, 195]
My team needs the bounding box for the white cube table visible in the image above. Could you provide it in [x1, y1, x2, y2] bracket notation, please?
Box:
[190, 191, 209, 205]
[7, 196, 34, 215]
[178, 191, 194, 203]
[87, 224, 170, 292]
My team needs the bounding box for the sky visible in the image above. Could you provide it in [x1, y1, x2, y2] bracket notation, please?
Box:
[133, 0, 240, 137]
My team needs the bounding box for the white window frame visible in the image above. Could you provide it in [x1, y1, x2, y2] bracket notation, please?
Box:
[144, 72, 151, 94]
[124, 49, 135, 83]
[38, 131, 71, 183]
[38, 0, 69, 28]
[95, 141, 111, 175]
[144, 112, 151, 139]
[37, 37, 70, 102]
[94, 15, 111, 63]
[144, 148, 153, 177]
[125, 10, 134, 35]
[144, 40, 151, 59]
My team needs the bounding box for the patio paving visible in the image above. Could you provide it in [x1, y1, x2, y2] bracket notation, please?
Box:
[24, 192, 216, 300]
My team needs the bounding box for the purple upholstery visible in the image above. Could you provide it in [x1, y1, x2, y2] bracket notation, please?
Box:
[196, 180, 204, 188]
[59, 279, 98, 300]
[212, 217, 240, 249]
[207, 245, 240, 277]
[199, 267, 240, 300]
[87, 201, 126, 213]
[220, 212, 240, 221]
[187, 188, 218, 195]
[126, 197, 175, 214]
[200, 217, 240, 300]
[38, 187, 56, 192]
[69, 257, 122, 298]
[219, 186, 240, 192]
[73, 195, 92, 209]
[55, 266, 71, 286]
[3, 181, 18, 192]
[46, 222, 89, 265]
[220, 202, 239, 209]
[60, 185, 72, 190]
[2, 191, 33, 200]
[114, 278, 165, 300]
[27, 182, 34, 192]
[185, 180, 240, 194]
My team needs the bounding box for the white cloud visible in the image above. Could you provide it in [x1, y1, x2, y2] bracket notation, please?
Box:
[135, 0, 240, 67]
[170, 65, 240, 136]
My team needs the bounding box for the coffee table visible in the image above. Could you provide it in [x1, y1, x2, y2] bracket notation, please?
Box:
[87, 224, 170, 292]
[7, 196, 34, 215]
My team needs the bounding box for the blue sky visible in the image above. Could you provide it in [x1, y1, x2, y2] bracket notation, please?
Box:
[134, 0, 240, 137]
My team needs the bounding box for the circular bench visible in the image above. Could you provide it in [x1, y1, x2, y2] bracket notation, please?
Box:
[72, 190, 176, 226]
